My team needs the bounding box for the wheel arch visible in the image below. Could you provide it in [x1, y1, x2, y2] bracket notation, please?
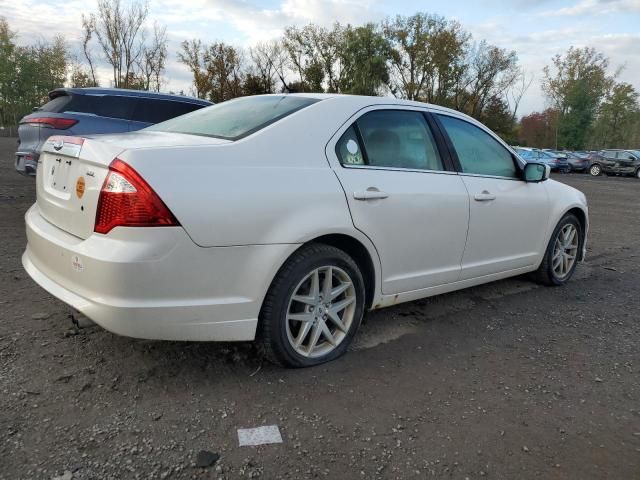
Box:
[259, 232, 380, 318]
[562, 206, 588, 261]
[308, 234, 377, 310]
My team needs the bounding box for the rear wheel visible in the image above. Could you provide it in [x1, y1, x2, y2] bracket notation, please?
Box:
[258, 244, 366, 368]
[534, 214, 582, 286]
[635, 168, 640, 179]
[589, 164, 601, 176]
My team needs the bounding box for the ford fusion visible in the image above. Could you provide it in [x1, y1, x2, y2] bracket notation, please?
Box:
[23, 94, 588, 367]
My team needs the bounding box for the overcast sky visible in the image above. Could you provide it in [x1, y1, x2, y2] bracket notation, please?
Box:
[3, 0, 639, 114]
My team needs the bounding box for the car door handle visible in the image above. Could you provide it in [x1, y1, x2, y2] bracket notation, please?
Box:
[353, 189, 389, 200]
[474, 191, 496, 202]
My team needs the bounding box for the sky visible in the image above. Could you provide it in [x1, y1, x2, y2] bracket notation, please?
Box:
[2, 0, 639, 115]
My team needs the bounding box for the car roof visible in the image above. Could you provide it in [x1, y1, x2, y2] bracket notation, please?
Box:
[49, 87, 212, 106]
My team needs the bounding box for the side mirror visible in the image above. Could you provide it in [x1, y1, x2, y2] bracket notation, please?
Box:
[629, 156, 635, 161]
[524, 162, 550, 182]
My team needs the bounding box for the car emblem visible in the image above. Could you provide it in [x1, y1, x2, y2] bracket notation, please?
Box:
[52, 139, 64, 151]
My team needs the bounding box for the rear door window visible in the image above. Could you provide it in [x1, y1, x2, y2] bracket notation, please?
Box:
[338, 110, 443, 171]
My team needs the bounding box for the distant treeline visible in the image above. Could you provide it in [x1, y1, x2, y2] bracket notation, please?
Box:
[1, 0, 638, 149]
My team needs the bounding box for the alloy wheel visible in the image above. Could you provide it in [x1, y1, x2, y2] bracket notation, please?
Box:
[552, 224, 579, 279]
[285, 266, 356, 358]
[590, 165, 601, 176]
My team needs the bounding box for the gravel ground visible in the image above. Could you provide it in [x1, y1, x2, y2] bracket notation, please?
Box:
[1, 136, 639, 479]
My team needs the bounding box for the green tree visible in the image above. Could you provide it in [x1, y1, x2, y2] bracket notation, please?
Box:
[591, 83, 639, 148]
[542, 46, 614, 149]
[382, 13, 470, 102]
[339, 23, 389, 95]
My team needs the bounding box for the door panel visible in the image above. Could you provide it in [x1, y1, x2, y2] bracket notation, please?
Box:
[327, 108, 470, 294]
[459, 176, 548, 279]
[336, 168, 469, 293]
[435, 114, 550, 279]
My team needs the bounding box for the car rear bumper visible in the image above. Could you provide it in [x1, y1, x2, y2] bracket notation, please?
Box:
[15, 150, 39, 176]
[23, 204, 298, 341]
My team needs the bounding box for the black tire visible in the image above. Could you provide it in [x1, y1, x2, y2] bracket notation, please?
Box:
[533, 213, 582, 286]
[635, 168, 640, 179]
[589, 164, 601, 176]
[258, 243, 366, 368]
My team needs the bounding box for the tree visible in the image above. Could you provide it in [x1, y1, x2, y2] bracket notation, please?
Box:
[542, 46, 614, 149]
[138, 22, 168, 92]
[204, 42, 244, 103]
[178, 39, 210, 99]
[248, 40, 288, 93]
[0, 19, 69, 130]
[339, 23, 389, 95]
[84, 0, 150, 88]
[518, 109, 560, 148]
[382, 13, 469, 102]
[591, 83, 640, 148]
[0, 17, 17, 128]
[282, 24, 339, 92]
[457, 41, 519, 118]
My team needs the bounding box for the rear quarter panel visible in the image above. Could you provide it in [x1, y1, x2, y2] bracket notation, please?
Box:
[119, 97, 372, 248]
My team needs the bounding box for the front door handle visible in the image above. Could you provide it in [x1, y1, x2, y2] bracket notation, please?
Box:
[353, 189, 389, 200]
[474, 190, 496, 202]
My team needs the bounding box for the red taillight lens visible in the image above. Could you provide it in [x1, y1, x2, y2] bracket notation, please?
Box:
[94, 159, 179, 234]
[20, 117, 78, 129]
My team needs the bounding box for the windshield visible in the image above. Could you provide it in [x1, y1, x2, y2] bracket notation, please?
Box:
[148, 95, 321, 140]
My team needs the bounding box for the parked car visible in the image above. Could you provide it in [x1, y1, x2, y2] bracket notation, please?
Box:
[23, 94, 588, 367]
[563, 151, 589, 172]
[587, 149, 640, 178]
[15, 88, 212, 175]
[514, 147, 570, 172]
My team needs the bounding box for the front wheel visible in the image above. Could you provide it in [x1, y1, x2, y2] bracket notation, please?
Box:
[534, 214, 582, 286]
[258, 244, 366, 367]
[635, 168, 640, 179]
[589, 164, 601, 176]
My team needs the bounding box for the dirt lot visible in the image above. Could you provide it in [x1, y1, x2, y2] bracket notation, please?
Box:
[1, 136, 639, 479]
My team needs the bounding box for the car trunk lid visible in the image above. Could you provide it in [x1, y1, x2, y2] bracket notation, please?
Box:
[36, 132, 231, 239]
[36, 136, 124, 239]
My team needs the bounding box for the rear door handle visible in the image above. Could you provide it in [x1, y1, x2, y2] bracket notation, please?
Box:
[474, 191, 496, 202]
[353, 189, 389, 200]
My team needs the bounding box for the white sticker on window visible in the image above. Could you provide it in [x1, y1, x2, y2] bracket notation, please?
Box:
[346, 139, 359, 155]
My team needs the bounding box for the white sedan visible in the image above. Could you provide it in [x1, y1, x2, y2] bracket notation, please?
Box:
[23, 94, 588, 367]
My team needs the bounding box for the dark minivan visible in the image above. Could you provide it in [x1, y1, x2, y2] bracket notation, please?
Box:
[15, 88, 212, 175]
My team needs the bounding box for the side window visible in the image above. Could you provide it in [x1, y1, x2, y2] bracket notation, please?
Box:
[85, 96, 135, 120]
[350, 110, 443, 170]
[604, 151, 617, 159]
[336, 126, 365, 165]
[438, 115, 517, 178]
[132, 99, 204, 124]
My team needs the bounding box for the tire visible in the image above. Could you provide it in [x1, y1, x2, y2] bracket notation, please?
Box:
[589, 164, 601, 176]
[635, 168, 640, 179]
[258, 243, 366, 368]
[533, 213, 582, 286]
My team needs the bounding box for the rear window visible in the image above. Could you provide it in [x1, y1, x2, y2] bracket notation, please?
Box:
[39, 93, 135, 120]
[131, 99, 204, 124]
[39, 95, 73, 113]
[148, 95, 320, 140]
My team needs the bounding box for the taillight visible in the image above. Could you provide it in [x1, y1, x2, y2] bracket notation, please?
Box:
[94, 159, 179, 234]
[20, 117, 78, 129]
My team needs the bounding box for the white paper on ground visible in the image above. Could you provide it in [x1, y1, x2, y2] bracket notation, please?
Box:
[237, 425, 283, 446]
